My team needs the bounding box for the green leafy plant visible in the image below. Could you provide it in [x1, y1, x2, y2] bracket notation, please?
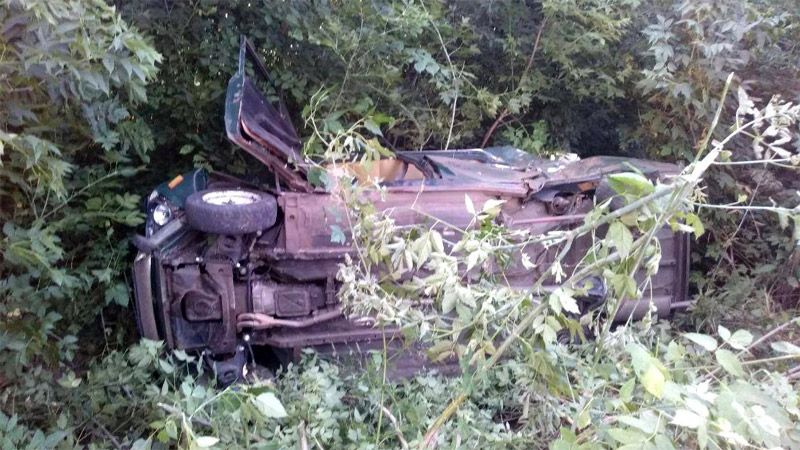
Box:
[0, 0, 161, 439]
[2, 1, 800, 448]
[315, 74, 800, 449]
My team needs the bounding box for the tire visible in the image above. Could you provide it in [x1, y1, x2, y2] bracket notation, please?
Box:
[185, 189, 277, 235]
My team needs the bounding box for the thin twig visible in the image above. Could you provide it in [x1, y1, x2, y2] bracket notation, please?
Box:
[743, 317, 799, 355]
[696, 73, 735, 158]
[521, 18, 548, 80]
[40, 170, 123, 221]
[91, 418, 123, 450]
[158, 403, 211, 428]
[299, 421, 309, 450]
[420, 3, 459, 150]
[692, 203, 797, 213]
[703, 317, 800, 381]
[481, 18, 547, 147]
[480, 110, 509, 148]
[379, 405, 409, 449]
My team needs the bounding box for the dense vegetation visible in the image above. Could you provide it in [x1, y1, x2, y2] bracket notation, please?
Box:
[1, 0, 799, 448]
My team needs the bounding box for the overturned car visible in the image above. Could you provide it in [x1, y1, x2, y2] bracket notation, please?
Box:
[132, 38, 689, 384]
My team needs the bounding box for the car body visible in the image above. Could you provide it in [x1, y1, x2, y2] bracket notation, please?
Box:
[132, 37, 689, 383]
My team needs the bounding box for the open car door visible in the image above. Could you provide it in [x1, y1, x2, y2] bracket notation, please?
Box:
[224, 36, 312, 192]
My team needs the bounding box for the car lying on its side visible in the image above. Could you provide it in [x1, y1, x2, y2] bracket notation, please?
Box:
[132, 37, 689, 384]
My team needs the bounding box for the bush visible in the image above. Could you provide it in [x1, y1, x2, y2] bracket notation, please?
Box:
[0, 0, 160, 430]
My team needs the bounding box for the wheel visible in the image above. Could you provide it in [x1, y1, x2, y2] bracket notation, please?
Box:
[185, 189, 278, 235]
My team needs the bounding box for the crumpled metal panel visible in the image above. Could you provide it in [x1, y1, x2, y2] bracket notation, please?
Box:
[541, 156, 681, 186]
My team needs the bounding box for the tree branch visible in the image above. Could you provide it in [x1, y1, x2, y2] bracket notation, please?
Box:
[481, 18, 547, 147]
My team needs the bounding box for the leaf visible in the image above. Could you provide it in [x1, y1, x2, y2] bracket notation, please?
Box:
[683, 333, 718, 351]
[717, 325, 730, 342]
[57, 372, 82, 388]
[427, 340, 454, 362]
[308, 167, 331, 190]
[607, 428, 646, 445]
[252, 392, 288, 418]
[685, 398, 709, 418]
[671, 408, 702, 429]
[697, 423, 708, 449]
[641, 365, 666, 398]
[165, 419, 178, 439]
[684, 213, 705, 237]
[654, 434, 676, 450]
[626, 343, 667, 398]
[430, 230, 444, 253]
[665, 341, 685, 362]
[715, 349, 744, 377]
[104, 282, 129, 307]
[466, 251, 481, 271]
[736, 86, 756, 117]
[554, 288, 580, 315]
[616, 412, 658, 434]
[770, 341, 800, 354]
[753, 407, 781, 437]
[195, 436, 219, 448]
[540, 323, 557, 344]
[363, 119, 382, 136]
[131, 438, 151, 450]
[607, 221, 633, 257]
[727, 329, 753, 350]
[607, 172, 654, 197]
[619, 378, 635, 402]
[441, 291, 456, 314]
[173, 349, 189, 361]
[521, 253, 536, 270]
[464, 194, 475, 215]
[158, 359, 174, 374]
[481, 199, 506, 217]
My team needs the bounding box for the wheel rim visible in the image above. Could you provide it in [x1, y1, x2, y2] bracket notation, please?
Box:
[202, 190, 260, 206]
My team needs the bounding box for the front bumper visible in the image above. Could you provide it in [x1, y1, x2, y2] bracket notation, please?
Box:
[132, 252, 159, 341]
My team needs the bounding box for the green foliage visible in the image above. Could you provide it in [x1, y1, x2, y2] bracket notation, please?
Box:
[116, 0, 654, 167]
[2, 0, 800, 448]
[0, 412, 75, 450]
[0, 0, 161, 421]
[617, 0, 800, 333]
[3, 340, 556, 449]
[632, 0, 799, 159]
[320, 70, 800, 449]
[550, 324, 800, 449]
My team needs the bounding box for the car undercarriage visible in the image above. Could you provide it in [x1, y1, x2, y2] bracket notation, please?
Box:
[132, 37, 689, 385]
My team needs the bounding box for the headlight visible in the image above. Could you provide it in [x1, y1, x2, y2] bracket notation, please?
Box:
[152, 203, 172, 226]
